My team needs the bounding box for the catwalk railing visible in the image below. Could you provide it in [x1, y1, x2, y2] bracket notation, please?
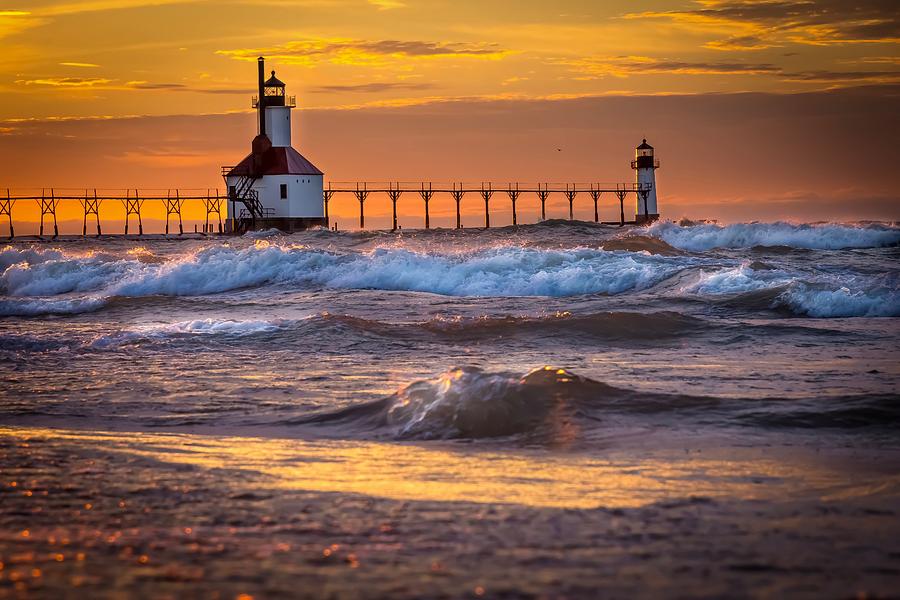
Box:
[1, 182, 653, 238]
[325, 182, 653, 231]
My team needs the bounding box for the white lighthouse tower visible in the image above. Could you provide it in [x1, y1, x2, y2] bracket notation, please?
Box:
[631, 139, 660, 223]
[223, 57, 326, 233]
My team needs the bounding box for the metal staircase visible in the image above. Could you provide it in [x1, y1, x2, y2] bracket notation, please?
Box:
[221, 168, 272, 233]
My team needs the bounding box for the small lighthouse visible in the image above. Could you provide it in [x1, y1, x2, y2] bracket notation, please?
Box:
[223, 57, 326, 233]
[631, 139, 660, 223]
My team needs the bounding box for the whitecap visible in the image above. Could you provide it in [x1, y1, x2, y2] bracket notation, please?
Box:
[647, 221, 900, 251]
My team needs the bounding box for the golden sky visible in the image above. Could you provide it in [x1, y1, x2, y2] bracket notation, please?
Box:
[1, 0, 898, 228]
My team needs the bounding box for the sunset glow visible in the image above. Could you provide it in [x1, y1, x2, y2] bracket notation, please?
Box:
[1, 0, 898, 230]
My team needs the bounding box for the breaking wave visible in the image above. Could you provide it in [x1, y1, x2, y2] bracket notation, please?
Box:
[647, 221, 900, 251]
[297, 366, 900, 441]
[680, 263, 900, 317]
[2, 228, 896, 319]
[0, 243, 693, 313]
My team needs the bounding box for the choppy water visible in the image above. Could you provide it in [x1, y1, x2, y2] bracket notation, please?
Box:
[3, 219, 900, 598]
[1, 219, 898, 443]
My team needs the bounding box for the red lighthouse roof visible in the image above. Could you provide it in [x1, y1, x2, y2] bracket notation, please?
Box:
[226, 134, 323, 178]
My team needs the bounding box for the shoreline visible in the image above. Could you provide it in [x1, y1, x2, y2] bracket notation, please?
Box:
[2, 425, 899, 598]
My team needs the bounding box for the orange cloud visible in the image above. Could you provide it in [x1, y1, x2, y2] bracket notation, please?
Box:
[629, 0, 900, 48]
[17, 77, 114, 87]
[558, 56, 781, 79]
[216, 38, 512, 67]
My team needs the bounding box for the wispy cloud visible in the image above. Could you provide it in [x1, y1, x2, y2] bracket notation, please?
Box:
[628, 0, 900, 48]
[217, 37, 511, 66]
[782, 70, 900, 83]
[368, 0, 405, 9]
[557, 55, 899, 87]
[17, 77, 113, 87]
[0, 7, 41, 39]
[15, 77, 249, 94]
[309, 81, 435, 93]
[559, 56, 781, 79]
[126, 81, 249, 94]
[59, 62, 101, 68]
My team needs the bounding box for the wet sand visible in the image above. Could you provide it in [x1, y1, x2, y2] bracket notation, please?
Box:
[2, 427, 899, 599]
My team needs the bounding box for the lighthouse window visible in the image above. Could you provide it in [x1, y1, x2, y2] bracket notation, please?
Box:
[280, 183, 287, 199]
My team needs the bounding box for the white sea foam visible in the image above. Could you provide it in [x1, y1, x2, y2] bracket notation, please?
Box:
[89, 318, 293, 348]
[243, 228, 283, 239]
[647, 221, 900, 251]
[681, 264, 900, 317]
[682, 264, 788, 296]
[777, 285, 900, 318]
[0, 296, 106, 316]
[2, 233, 895, 318]
[1, 244, 691, 307]
[0, 246, 64, 271]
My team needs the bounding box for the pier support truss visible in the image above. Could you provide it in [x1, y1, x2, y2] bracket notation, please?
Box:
[638, 189, 651, 223]
[564, 185, 577, 221]
[419, 183, 434, 230]
[354, 183, 369, 230]
[323, 188, 335, 229]
[80, 189, 102, 237]
[204, 190, 223, 234]
[2, 190, 14, 239]
[165, 189, 184, 236]
[37, 189, 60, 239]
[387, 184, 403, 232]
[589, 186, 602, 223]
[124, 189, 144, 236]
[536, 184, 550, 221]
[451, 184, 465, 229]
[480, 183, 494, 229]
[507, 184, 520, 226]
[615, 186, 628, 227]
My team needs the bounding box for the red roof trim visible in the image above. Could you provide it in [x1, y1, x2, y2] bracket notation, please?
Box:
[227, 145, 323, 177]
